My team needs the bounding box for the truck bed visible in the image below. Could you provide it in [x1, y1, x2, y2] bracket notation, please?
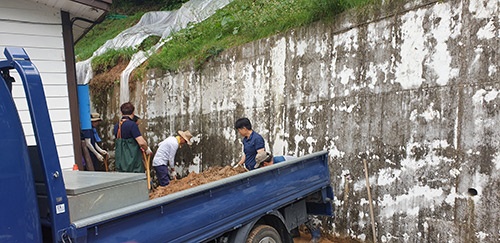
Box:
[69, 151, 333, 242]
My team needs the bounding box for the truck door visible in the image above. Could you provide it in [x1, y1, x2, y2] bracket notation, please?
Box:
[0, 47, 71, 242]
[0, 49, 42, 242]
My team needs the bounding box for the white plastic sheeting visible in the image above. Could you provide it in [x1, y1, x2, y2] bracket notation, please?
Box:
[76, 0, 234, 105]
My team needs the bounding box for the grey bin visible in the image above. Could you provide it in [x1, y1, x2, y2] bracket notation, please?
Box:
[63, 171, 148, 222]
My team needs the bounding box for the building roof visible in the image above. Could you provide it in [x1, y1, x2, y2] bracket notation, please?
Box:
[28, 0, 112, 42]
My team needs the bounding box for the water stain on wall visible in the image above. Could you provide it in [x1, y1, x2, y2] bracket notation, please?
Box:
[95, 0, 499, 242]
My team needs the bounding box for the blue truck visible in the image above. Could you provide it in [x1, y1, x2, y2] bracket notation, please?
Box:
[0, 47, 334, 242]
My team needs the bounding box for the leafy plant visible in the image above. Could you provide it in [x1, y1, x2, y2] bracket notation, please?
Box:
[137, 35, 162, 51]
[91, 48, 136, 74]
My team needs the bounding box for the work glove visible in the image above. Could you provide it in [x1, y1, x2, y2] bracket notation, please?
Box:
[96, 153, 104, 162]
[169, 168, 177, 180]
[145, 147, 152, 155]
[100, 150, 108, 156]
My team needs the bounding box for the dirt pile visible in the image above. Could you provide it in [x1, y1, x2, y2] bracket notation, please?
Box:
[149, 165, 246, 199]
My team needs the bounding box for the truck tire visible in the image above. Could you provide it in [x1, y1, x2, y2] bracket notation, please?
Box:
[246, 225, 282, 243]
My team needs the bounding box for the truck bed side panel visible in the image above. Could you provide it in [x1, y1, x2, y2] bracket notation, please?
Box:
[72, 151, 332, 243]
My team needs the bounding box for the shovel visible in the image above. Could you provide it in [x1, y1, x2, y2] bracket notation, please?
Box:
[104, 153, 109, 172]
[142, 151, 151, 190]
[232, 162, 248, 172]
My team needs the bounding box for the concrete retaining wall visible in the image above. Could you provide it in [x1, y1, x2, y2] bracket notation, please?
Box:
[99, 0, 499, 241]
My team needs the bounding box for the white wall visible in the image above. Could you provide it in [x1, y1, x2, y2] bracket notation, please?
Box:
[0, 0, 74, 169]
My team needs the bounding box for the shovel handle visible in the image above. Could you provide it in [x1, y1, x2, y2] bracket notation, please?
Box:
[142, 151, 151, 190]
[104, 154, 109, 172]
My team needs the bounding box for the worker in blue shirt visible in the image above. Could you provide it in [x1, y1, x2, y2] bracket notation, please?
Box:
[88, 113, 108, 171]
[113, 102, 152, 173]
[235, 118, 265, 171]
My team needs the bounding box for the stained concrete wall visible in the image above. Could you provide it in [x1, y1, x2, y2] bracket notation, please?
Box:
[99, 0, 499, 241]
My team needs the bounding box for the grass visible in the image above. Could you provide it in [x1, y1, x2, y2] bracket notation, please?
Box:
[148, 0, 378, 71]
[76, 0, 379, 72]
[75, 0, 189, 61]
[137, 36, 162, 51]
[75, 13, 144, 61]
[111, 0, 190, 14]
[91, 48, 136, 74]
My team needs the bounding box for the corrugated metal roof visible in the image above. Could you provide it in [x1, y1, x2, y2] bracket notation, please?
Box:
[28, 0, 112, 42]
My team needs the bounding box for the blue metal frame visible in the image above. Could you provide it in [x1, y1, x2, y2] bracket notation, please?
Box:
[0, 47, 70, 242]
[0, 51, 42, 243]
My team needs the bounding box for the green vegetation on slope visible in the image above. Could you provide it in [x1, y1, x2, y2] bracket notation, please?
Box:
[75, 13, 143, 61]
[149, 0, 377, 71]
[75, 0, 189, 62]
[112, 0, 190, 14]
[76, 0, 379, 72]
[91, 48, 136, 73]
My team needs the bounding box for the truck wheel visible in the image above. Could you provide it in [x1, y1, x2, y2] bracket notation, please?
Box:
[246, 225, 282, 243]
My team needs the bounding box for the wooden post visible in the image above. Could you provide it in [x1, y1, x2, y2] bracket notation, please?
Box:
[363, 159, 377, 243]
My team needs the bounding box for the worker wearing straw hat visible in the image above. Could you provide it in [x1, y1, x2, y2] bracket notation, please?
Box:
[89, 112, 108, 171]
[152, 130, 193, 186]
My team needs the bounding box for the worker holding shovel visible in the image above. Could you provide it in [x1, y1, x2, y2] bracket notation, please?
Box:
[90, 113, 108, 171]
[234, 118, 265, 171]
[152, 130, 193, 186]
[113, 102, 152, 173]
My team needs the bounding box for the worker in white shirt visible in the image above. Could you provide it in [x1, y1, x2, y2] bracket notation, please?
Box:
[152, 130, 193, 186]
